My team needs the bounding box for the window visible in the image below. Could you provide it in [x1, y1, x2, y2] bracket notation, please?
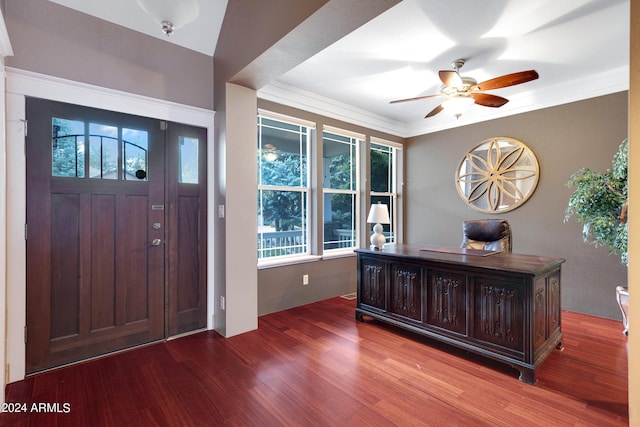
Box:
[179, 136, 199, 183]
[52, 118, 148, 181]
[370, 139, 401, 244]
[323, 128, 361, 251]
[257, 113, 312, 260]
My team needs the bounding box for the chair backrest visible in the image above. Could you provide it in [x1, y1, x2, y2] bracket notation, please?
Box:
[461, 219, 512, 253]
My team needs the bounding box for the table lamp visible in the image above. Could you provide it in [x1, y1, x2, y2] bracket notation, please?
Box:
[367, 203, 390, 250]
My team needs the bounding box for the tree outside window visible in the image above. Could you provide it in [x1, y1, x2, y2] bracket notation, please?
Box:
[370, 142, 398, 244]
[323, 131, 360, 250]
[257, 116, 310, 259]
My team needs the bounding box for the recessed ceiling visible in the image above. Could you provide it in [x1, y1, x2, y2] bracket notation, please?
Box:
[261, 0, 630, 137]
[47, 0, 629, 137]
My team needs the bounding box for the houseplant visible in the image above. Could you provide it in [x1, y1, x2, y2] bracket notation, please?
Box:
[564, 138, 628, 334]
[564, 138, 628, 265]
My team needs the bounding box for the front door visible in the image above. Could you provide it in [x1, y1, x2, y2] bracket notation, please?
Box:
[25, 98, 206, 373]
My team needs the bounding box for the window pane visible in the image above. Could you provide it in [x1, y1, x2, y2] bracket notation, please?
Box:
[371, 143, 392, 192]
[323, 193, 356, 250]
[371, 195, 393, 243]
[323, 132, 356, 190]
[178, 136, 198, 183]
[123, 128, 148, 181]
[89, 123, 118, 179]
[52, 118, 85, 178]
[258, 121, 307, 187]
[258, 189, 307, 258]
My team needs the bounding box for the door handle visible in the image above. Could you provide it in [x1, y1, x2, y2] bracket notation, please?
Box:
[148, 238, 162, 246]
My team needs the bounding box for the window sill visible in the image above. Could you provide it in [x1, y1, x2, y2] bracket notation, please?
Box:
[258, 254, 322, 270]
[322, 250, 357, 260]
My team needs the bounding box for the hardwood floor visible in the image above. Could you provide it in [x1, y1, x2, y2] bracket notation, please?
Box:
[1, 297, 628, 426]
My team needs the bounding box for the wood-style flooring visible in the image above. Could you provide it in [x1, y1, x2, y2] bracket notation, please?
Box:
[1, 297, 629, 426]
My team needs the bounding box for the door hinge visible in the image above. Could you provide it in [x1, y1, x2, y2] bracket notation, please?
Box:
[25, 224, 28, 240]
[160, 121, 168, 131]
[24, 326, 27, 343]
[22, 119, 28, 137]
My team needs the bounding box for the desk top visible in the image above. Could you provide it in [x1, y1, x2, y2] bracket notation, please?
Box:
[355, 244, 565, 277]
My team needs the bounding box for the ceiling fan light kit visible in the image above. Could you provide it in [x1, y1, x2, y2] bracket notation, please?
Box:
[391, 58, 539, 120]
[441, 96, 474, 119]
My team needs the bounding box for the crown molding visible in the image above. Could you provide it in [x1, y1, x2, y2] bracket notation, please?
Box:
[260, 65, 629, 139]
[258, 81, 407, 137]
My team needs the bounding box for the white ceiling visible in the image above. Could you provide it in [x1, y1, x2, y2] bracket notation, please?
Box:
[47, 0, 228, 56]
[48, 0, 630, 138]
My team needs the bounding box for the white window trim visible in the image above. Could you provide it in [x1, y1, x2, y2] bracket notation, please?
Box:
[369, 138, 402, 245]
[257, 112, 313, 264]
[322, 127, 361, 252]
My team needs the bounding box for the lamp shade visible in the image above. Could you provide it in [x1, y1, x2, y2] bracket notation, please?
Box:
[137, 0, 200, 30]
[367, 203, 390, 224]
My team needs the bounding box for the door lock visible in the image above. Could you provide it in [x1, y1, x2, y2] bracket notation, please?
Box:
[148, 238, 162, 246]
[153, 223, 162, 230]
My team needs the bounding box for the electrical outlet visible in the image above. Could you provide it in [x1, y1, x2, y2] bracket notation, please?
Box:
[220, 295, 225, 310]
[303, 274, 309, 285]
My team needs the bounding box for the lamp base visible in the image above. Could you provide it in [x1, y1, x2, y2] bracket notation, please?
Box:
[370, 223, 386, 250]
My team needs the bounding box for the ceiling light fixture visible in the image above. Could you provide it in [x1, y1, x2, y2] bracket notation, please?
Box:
[441, 95, 475, 120]
[136, 0, 200, 36]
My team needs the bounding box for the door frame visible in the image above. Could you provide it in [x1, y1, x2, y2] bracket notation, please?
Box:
[5, 67, 216, 383]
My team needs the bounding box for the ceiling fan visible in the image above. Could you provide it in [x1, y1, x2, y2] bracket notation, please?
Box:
[390, 59, 539, 119]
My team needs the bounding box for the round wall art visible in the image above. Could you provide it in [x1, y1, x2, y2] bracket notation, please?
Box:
[456, 137, 539, 213]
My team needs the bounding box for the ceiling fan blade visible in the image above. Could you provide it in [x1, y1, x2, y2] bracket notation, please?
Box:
[475, 70, 539, 91]
[470, 93, 509, 108]
[439, 70, 463, 88]
[390, 93, 441, 104]
[425, 104, 444, 118]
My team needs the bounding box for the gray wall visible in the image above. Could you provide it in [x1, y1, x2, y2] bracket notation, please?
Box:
[406, 92, 628, 319]
[259, 257, 356, 316]
[5, 0, 213, 110]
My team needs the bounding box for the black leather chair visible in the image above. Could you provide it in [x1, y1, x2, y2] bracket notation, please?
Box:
[461, 219, 512, 253]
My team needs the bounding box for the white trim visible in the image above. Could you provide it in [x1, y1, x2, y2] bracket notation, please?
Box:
[371, 136, 403, 150]
[323, 125, 365, 141]
[257, 108, 316, 129]
[6, 68, 214, 128]
[5, 68, 216, 383]
[257, 254, 322, 269]
[259, 81, 406, 137]
[260, 66, 629, 139]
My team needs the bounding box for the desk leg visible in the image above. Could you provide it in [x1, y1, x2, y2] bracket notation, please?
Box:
[518, 368, 536, 385]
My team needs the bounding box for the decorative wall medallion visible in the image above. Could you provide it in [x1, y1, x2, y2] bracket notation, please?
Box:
[456, 137, 539, 213]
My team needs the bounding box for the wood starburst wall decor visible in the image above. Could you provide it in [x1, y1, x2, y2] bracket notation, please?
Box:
[456, 137, 539, 213]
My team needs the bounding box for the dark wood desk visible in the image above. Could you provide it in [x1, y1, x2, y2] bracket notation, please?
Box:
[355, 244, 565, 384]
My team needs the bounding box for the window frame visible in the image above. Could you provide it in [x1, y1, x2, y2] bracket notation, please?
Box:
[370, 137, 402, 246]
[322, 127, 363, 254]
[257, 111, 314, 264]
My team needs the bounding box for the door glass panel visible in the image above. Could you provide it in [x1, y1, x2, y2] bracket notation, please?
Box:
[123, 128, 149, 181]
[179, 136, 198, 183]
[52, 118, 85, 178]
[89, 123, 118, 179]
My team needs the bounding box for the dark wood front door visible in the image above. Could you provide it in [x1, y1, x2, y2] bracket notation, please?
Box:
[25, 98, 207, 373]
